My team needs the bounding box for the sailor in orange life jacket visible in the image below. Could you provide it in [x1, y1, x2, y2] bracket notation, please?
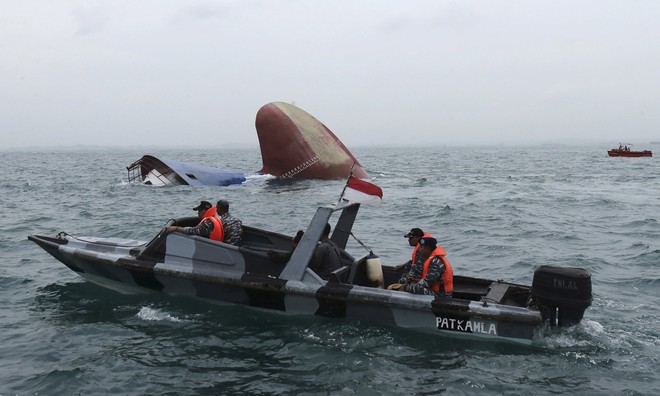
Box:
[166, 200, 224, 242]
[395, 228, 433, 272]
[395, 237, 453, 297]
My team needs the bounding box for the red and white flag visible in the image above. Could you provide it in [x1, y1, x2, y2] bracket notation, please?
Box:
[341, 176, 383, 206]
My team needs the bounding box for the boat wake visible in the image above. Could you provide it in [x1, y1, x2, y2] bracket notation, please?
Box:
[537, 319, 604, 349]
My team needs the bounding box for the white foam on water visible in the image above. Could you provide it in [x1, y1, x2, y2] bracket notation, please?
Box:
[537, 319, 605, 349]
[137, 306, 182, 323]
[245, 173, 276, 182]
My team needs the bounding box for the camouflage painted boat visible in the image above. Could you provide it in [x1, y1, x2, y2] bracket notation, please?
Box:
[28, 203, 592, 345]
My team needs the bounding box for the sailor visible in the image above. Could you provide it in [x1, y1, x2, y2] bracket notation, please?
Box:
[216, 200, 242, 245]
[167, 200, 224, 242]
[309, 223, 342, 280]
[395, 228, 433, 272]
[396, 237, 453, 297]
[267, 230, 304, 264]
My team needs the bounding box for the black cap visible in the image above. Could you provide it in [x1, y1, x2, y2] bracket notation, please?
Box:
[216, 199, 229, 211]
[404, 228, 424, 238]
[193, 201, 212, 211]
[418, 237, 437, 247]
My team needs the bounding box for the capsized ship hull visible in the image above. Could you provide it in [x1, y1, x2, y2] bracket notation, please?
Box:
[29, 203, 592, 345]
[256, 102, 368, 179]
[127, 102, 368, 186]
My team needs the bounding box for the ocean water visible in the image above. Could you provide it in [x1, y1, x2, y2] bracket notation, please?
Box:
[1, 144, 659, 395]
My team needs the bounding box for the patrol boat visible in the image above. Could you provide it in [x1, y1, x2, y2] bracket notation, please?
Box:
[28, 202, 592, 345]
[607, 143, 652, 157]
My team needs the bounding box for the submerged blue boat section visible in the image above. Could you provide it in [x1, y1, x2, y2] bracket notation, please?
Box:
[160, 158, 246, 186]
[126, 154, 246, 186]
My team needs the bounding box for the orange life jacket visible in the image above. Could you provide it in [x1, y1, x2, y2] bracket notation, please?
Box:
[420, 245, 453, 294]
[411, 232, 433, 263]
[199, 209, 224, 242]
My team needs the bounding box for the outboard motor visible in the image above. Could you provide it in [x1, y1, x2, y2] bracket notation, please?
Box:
[531, 265, 592, 327]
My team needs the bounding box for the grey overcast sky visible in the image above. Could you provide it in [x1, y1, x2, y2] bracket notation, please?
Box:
[2, 1, 659, 149]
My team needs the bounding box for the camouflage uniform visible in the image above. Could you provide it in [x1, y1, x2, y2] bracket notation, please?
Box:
[183, 218, 215, 238]
[398, 256, 445, 296]
[399, 251, 423, 273]
[220, 213, 243, 245]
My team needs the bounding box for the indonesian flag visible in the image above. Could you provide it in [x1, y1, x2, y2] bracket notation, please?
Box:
[341, 176, 383, 206]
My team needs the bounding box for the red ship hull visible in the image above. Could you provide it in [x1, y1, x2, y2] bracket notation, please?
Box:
[256, 102, 368, 179]
[608, 149, 652, 157]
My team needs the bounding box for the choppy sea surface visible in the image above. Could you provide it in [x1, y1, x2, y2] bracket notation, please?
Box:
[1, 144, 659, 395]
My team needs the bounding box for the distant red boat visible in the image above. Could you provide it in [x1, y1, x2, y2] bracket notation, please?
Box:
[608, 144, 652, 157]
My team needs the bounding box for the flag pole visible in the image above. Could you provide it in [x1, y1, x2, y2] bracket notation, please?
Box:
[336, 162, 356, 205]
